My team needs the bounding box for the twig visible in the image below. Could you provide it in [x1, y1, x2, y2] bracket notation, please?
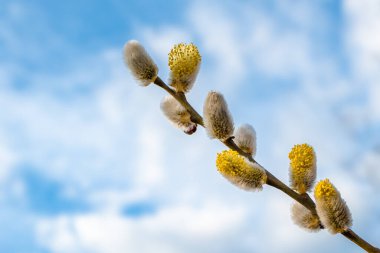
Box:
[153, 76, 380, 253]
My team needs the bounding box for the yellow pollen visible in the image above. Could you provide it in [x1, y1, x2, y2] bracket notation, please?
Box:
[216, 150, 251, 178]
[168, 43, 201, 79]
[289, 144, 315, 173]
[314, 179, 337, 199]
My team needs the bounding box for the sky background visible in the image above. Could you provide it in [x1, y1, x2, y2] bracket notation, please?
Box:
[0, 0, 380, 252]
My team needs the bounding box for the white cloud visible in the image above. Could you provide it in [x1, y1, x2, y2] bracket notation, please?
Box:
[186, 2, 247, 93]
[344, 0, 380, 78]
[135, 122, 165, 187]
[356, 150, 380, 187]
[37, 203, 247, 253]
[0, 48, 168, 190]
[344, 0, 380, 121]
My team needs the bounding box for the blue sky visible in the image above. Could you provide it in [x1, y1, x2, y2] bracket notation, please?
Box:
[1, 0, 380, 252]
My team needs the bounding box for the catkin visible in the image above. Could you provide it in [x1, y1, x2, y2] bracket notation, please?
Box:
[234, 124, 257, 156]
[160, 95, 197, 134]
[168, 43, 201, 93]
[291, 202, 321, 232]
[314, 179, 352, 234]
[216, 150, 267, 191]
[288, 144, 317, 194]
[123, 40, 158, 86]
[203, 91, 234, 141]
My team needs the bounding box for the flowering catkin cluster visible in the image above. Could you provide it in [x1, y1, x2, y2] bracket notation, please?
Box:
[160, 96, 197, 134]
[124, 40, 380, 252]
[123, 40, 158, 86]
[291, 202, 321, 232]
[123, 41, 365, 250]
[216, 150, 267, 191]
[203, 91, 234, 141]
[168, 43, 201, 93]
[314, 179, 352, 234]
[288, 144, 316, 194]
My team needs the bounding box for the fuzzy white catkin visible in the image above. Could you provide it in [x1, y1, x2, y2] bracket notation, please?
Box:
[160, 96, 197, 134]
[123, 40, 158, 86]
[291, 202, 321, 232]
[314, 179, 352, 234]
[203, 91, 234, 140]
[234, 124, 257, 156]
[316, 197, 352, 234]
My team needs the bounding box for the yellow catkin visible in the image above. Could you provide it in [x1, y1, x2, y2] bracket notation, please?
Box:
[168, 43, 201, 92]
[288, 144, 316, 193]
[216, 150, 267, 191]
[314, 179, 352, 234]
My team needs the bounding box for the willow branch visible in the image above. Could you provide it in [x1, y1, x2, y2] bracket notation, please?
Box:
[153, 76, 380, 253]
[154, 77, 203, 125]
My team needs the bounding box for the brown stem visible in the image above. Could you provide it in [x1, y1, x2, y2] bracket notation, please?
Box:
[222, 137, 318, 216]
[152, 76, 379, 252]
[342, 229, 380, 253]
[154, 77, 204, 126]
